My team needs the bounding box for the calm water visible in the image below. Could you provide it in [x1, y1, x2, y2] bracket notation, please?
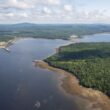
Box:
[0, 34, 110, 110]
[0, 38, 79, 110]
[79, 33, 110, 42]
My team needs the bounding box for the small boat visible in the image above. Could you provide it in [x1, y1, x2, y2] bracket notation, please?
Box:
[3, 48, 10, 52]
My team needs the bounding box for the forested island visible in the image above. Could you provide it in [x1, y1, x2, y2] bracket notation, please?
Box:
[45, 43, 110, 97]
[1, 23, 110, 42]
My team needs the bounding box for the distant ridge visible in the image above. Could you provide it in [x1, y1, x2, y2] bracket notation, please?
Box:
[0, 22, 110, 26]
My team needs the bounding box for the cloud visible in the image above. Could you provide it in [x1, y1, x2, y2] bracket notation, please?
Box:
[0, 0, 34, 10]
[42, 7, 52, 14]
[6, 12, 14, 17]
[46, 0, 60, 5]
[64, 5, 73, 12]
[19, 12, 28, 17]
[0, 0, 110, 23]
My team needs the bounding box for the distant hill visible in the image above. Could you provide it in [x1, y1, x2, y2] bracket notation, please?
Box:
[0, 23, 110, 41]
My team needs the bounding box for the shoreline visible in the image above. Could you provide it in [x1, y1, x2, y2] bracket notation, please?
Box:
[33, 37, 110, 110]
[0, 37, 32, 51]
[0, 32, 109, 50]
[35, 60, 110, 110]
[0, 38, 18, 51]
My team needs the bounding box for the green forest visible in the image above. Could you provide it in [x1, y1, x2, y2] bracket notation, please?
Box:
[1, 23, 110, 41]
[45, 43, 110, 96]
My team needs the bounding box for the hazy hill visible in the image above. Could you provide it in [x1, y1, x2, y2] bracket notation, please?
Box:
[0, 23, 110, 41]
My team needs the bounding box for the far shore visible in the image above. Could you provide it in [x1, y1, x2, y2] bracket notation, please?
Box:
[0, 32, 110, 50]
[35, 60, 110, 110]
[0, 38, 18, 50]
[0, 37, 31, 51]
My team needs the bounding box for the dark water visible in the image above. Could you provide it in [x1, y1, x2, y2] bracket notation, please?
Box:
[0, 38, 79, 110]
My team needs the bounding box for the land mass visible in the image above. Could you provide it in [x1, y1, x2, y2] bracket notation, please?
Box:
[45, 42, 110, 97]
[1, 23, 110, 42]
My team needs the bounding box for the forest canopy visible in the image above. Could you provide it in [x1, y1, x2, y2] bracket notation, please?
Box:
[1, 24, 110, 41]
[45, 43, 110, 96]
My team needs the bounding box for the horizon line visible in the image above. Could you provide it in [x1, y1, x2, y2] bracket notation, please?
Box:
[0, 22, 110, 25]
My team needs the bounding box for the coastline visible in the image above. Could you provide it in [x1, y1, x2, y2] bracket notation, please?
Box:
[0, 38, 17, 51]
[0, 32, 110, 50]
[0, 41, 10, 49]
[0, 37, 30, 51]
[35, 60, 110, 110]
[33, 37, 110, 109]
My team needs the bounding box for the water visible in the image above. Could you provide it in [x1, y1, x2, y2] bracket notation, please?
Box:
[0, 34, 110, 110]
[79, 33, 110, 42]
[0, 38, 78, 110]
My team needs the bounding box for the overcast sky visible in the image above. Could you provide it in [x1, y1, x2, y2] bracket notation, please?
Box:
[0, 0, 110, 24]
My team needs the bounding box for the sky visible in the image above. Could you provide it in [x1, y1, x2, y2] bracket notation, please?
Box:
[0, 0, 110, 24]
